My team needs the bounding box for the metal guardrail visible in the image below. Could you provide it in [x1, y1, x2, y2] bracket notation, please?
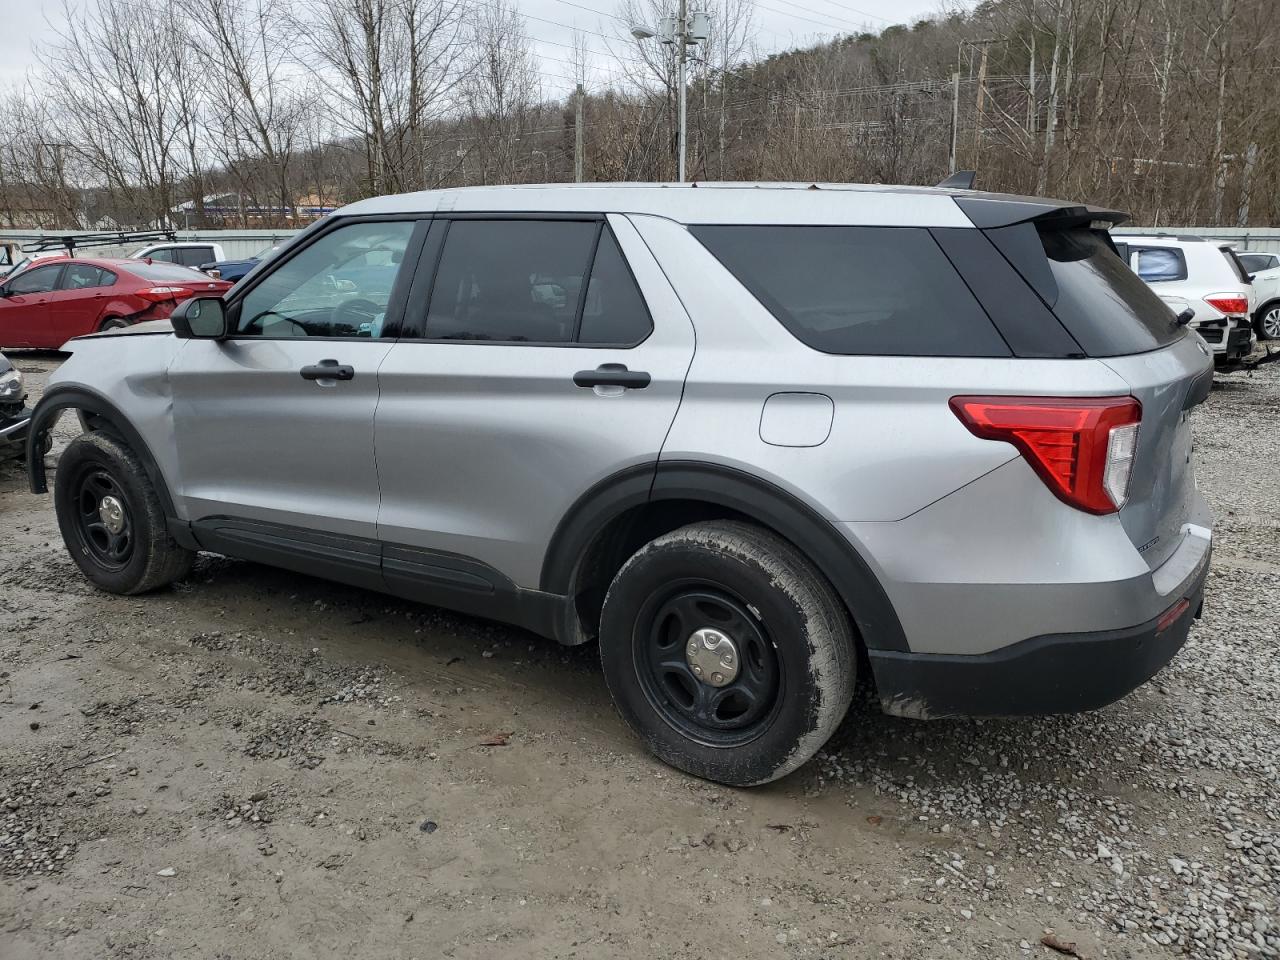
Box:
[1113, 226, 1280, 254]
[0, 228, 300, 261]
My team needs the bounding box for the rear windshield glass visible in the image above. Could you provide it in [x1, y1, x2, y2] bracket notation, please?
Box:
[1034, 226, 1181, 356]
[1239, 253, 1274, 273]
[127, 262, 210, 283]
[690, 225, 1009, 357]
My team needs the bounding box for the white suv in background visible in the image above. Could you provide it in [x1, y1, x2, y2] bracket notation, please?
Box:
[1114, 235, 1255, 363]
[129, 242, 227, 270]
[1236, 250, 1280, 340]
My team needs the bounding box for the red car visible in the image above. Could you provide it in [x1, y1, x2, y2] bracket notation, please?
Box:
[0, 257, 232, 349]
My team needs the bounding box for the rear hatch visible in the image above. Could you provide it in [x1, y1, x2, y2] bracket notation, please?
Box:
[959, 201, 1213, 571]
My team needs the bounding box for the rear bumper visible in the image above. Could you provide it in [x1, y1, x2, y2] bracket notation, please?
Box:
[1217, 324, 1254, 362]
[870, 553, 1208, 719]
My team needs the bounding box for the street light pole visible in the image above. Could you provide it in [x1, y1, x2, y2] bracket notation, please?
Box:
[632, 9, 706, 184]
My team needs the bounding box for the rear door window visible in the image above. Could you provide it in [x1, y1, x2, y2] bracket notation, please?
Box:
[424, 220, 599, 343]
[578, 229, 652, 345]
[690, 225, 1010, 357]
[60, 263, 113, 290]
[1133, 247, 1187, 282]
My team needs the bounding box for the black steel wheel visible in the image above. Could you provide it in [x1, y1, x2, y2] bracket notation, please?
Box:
[69, 466, 134, 570]
[54, 432, 193, 594]
[633, 584, 782, 747]
[599, 520, 857, 787]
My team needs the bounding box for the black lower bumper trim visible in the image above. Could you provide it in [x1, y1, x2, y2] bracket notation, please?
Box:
[870, 574, 1207, 719]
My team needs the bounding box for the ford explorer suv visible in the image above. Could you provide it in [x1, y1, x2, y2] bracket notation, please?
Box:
[26, 183, 1214, 786]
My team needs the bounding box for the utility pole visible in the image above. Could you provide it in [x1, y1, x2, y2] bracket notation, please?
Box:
[574, 84, 585, 183]
[972, 41, 990, 157]
[631, 9, 707, 182]
[677, 0, 687, 183]
[949, 72, 960, 174]
[1028, 42, 1037, 135]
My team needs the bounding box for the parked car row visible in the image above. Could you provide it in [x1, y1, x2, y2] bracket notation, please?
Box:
[0, 257, 232, 349]
[1116, 234, 1279, 357]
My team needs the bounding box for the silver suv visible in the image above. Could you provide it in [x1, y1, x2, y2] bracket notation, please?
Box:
[26, 184, 1214, 786]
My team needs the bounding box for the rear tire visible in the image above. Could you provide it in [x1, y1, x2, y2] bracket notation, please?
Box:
[1256, 302, 1280, 341]
[599, 520, 856, 786]
[98, 317, 127, 332]
[54, 432, 193, 594]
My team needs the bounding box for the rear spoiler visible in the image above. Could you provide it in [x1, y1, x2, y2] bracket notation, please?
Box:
[956, 197, 1129, 230]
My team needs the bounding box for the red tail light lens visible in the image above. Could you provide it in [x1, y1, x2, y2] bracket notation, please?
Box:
[1203, 295, 1249, 315]
[950, 396, 1142, 515]
[135, 286, 192, 304]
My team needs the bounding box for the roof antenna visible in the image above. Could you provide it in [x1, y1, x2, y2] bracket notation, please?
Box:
[936, 171, 977, 190]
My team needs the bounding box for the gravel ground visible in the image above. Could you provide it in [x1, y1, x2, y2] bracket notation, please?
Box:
[0, 348, 1277, 960]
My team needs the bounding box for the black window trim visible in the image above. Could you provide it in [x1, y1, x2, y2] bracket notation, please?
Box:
[220, 213, 432, 343]
[1129, 244, 1189, 283]
[396, 215, 654, 349]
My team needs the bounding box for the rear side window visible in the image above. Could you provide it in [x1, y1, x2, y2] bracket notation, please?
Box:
[1030, 226, 1180, 356]
[691, 225, 1010, 357]
[1134, 247, 1187, 282]
[176, 247, 214, 267]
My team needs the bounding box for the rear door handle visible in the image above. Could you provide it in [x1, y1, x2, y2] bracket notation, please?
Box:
[573, 363, 651, 389]
[300, 359, 355, 382]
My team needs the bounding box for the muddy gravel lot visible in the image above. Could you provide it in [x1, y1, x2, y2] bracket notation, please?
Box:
[1, 350, 1278, 960]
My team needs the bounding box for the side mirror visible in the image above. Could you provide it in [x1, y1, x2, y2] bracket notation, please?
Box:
[1175, 307, 1195, 327]
[171, 296, 227, 339]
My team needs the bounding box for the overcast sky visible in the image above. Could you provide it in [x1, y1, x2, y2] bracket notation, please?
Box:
[0, 0, 955, 99]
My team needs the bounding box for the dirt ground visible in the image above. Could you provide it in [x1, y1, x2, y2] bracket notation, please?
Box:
[1, 349, 1278, 960]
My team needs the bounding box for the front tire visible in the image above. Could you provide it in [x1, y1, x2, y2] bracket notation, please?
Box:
[54, 432, 193, 594]
[1256, 302, 1280, 341]
[599, 520, 856, 786]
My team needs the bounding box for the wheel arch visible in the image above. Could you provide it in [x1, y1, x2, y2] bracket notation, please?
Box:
[26, 385, 178, 520]
[541, 460, 909, 653]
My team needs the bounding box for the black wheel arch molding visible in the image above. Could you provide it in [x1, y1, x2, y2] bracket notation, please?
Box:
[541, 459, 910, 653]
[27, 384, 181, 521]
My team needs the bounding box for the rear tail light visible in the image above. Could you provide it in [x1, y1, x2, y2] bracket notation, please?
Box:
[950, 396, 1142, 514]
[135, 286, 192, 303]
[1155, 598, 1190, 635]
[1203, 294, 1249, 316]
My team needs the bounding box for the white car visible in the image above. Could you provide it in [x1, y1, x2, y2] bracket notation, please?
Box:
[1235, 250, 1280, 340]
[129, 241, 227, 270]
[1114, 235, 1255, 363]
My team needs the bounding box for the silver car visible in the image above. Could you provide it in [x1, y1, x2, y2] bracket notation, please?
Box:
[25, 183, 1214, 786]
